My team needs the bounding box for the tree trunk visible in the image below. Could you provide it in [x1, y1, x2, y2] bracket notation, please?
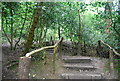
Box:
[10, 9, 13, 50]
[58, 26, 61, 40]
[52, 46, 58, 74]
[83, 40, 86, 53]
[105, 2, 112, 34]
[118, 0, 120, 79]
[77, 10, 82, 55]
[109, 49, 115, 78]
[24, 3, 43, 55]
[97, 40, 103, 59]
[2, 16, 11, 45]
[18, 57, 31, 79]
[14, 3, 28, 50]
[50, 36, 54, 45]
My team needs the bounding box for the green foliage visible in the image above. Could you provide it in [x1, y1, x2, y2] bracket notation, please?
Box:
[2, 1, 119, 48]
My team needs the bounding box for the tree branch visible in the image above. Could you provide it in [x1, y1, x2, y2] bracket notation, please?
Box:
[100, 40, 120, 57]
[2, 16, 11, 44]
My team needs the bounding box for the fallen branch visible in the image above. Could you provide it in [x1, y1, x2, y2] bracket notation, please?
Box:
[25, 37, 63, 57]
[4, 60, 19, 66]
[6, 62, 19, 69]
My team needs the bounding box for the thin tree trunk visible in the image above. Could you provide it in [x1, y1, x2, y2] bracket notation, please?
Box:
[78, 10, 82, 44]
[77, 10, 82, 55]
[2, 16, 11, 44]
[38, 7, 46, 47]
[10, 9, 13, 50]
[58, 26, 61, 40]
[24, 3, 43, 55]
[105, 2, 112, 34]
[109, 49, 115, 78]
[42, 27, 48, 42]
[14, 3, 28, 50]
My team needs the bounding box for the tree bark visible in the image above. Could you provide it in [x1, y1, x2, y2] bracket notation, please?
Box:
[97, 40, 103, 58]
[24, 3, 43, 55]
[52, 46, 58, 74]
[105, 2, 112, 34]
[10, 9, 14, 50]
[77, 10, 82, 55]
[109, 49, 115, 78]
[58, 26, 61, 40]
[2, 16, 11, 44]
[18, 57, 31, 79]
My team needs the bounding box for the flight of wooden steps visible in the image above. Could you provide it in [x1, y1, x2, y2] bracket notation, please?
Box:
[61, 56, 105, 79]
[46, 48, 54, 55]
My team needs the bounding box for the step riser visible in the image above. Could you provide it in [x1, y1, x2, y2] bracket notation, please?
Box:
[46, 49, 54, 51]
[61, 56, 104, 79]
[48, 52, 53, 53]
[63, 59, 92, 63]
[46, 50, 54, 52]
[61, 75, 102, 79]
[46, 50, 54, 54]
[64, 67, 96, 71]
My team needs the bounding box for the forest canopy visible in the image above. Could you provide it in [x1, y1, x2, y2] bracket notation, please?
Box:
[2, 1, 120, 50]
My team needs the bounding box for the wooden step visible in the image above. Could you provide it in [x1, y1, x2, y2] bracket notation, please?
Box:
[46, 49, 54, 51]
[63, 64, 97, 71]
[61, 73, 102, 79]
[62, 56, 92, 63]
[46, 49, 54, 54]
[63, 69, 104, 74]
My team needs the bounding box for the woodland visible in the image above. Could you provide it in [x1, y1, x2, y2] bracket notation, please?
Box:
[1, 1, 120, 80]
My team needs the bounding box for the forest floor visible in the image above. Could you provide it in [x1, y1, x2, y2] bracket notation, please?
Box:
[2, 42, 115, 79]
[2, 43, 22, 79]
[29, 53, 63, 79]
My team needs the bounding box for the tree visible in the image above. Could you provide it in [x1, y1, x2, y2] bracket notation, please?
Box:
[24, 2, 43, 55]
[2, 2, 20, 50]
